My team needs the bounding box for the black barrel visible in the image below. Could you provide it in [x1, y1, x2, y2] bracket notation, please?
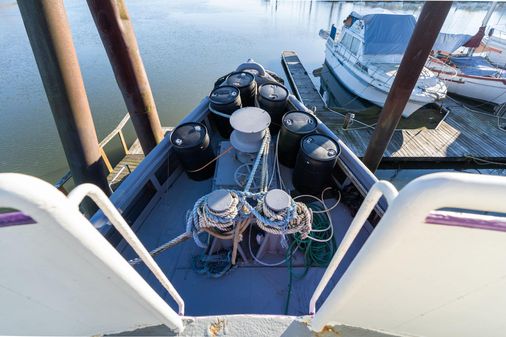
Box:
[292, 134, 339, 195]
[209, 85, 242, 138]
[278, 111, 318, 168]
[226, 71, 257, 107]
[257, 83, 289, 133]
[213, 73, 229, 88]
[170, 122, 215, 181]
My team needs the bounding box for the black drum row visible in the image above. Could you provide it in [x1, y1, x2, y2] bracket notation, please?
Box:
[169, 73, 340, 195]
[169, 109, 340, 196]
[209, 71, 289, 137]
[278, 111, 340, 195]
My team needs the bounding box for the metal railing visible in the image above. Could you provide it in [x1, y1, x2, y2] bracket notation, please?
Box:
[309, 180, 398, 315]
[68, 183, 185, 316]
[55, 113, 133, 192]
[108, 164, 132, 189]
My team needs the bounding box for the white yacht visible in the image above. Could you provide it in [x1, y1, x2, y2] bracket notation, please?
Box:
[324, 12, 447, 118]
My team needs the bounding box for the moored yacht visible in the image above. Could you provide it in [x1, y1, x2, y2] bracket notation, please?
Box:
[324, 12, 447, 118]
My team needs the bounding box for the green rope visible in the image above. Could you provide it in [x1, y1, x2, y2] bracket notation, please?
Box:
[284, 202, 336, 314]
[192, 250, 232, 278]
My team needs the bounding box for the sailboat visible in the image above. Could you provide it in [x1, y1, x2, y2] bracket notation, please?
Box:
[324, 12, 447, 118]
[426, 2, 506, 105]
[481, 26, 506, 68]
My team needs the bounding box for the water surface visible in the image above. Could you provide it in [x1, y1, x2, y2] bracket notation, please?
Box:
[0, 0, 504, 186]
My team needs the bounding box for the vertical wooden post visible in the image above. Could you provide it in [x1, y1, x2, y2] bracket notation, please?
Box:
[362, 1, 453, 173]
[87, 0, 164, 155]
[18, 0, 110, 196]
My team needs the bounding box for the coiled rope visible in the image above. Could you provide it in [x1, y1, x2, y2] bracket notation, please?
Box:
[130, 129, 314, 273]
[255, 197, 312, 238]
[184, 127, 312, 269]
[187, 189, 312, 264]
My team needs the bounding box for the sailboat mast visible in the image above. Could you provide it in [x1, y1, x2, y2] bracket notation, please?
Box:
[482, 1, 498, 27]
[468, 1, 498, 55]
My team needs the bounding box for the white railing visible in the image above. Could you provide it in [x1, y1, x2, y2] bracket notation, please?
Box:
[0, 173, 184, 334]
[68, 183, 185, 315]
[310, 173, 506, 336]
[309, 180, 398, 315]
[108, 164, 132, 189]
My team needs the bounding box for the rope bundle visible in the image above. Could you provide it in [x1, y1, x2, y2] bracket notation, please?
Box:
[188, 192, 245, 249]
[188, 190, 313, 249]
[255, 199, 312, 238]
[183, 126, 313, 268]
[199, 192, 241, 232]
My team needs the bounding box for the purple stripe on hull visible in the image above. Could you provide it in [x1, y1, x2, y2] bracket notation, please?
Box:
[0, 211, 36, 228]
[426, 212, 506, 232]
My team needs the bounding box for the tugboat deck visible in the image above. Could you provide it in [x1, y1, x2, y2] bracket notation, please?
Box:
[281, 51, 506, 168]
[117, 168, 371, 316]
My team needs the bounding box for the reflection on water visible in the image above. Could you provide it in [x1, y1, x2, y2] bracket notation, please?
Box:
[319, 62, 449, 130]
[0, 0, 505, 187]
[319, 63, 373, 112]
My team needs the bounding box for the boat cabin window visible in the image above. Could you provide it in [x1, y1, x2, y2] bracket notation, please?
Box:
[340, 33, 353, 50]
[340, 32, 360, 56]
[350, 37, 360, 55]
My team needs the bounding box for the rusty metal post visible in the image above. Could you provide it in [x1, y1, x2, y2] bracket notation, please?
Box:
[87, 0, 163, 155]
[362, 1, 453, 173]
[18, 0, 110, 196]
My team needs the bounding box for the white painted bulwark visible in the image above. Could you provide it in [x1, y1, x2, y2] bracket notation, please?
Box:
[0, 173, 183, 335]
[312, 172, 506, 337]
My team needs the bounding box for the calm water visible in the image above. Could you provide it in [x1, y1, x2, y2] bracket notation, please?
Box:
[1, 0, 505, 186]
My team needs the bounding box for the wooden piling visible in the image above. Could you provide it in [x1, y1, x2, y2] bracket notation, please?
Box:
[361, 1, 453, 172]
[87, 0, 164, 155]
[18, 0, 110, 195]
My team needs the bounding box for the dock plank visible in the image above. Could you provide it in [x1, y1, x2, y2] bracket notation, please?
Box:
[281, 51, 506, 166]
[107, 126, 173, 189]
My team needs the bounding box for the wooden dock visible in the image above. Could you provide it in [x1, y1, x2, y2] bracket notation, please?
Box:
[107, 127, 172, 189]
[281, 51, 506, 168]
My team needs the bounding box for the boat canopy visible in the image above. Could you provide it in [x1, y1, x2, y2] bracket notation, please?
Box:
[363, 14, 416, 56]
[450, 56, 505, 77]
[433, 33, 472, 54]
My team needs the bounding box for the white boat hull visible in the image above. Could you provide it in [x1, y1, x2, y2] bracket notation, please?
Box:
[447, 76, 506, 104]
[434, 72, 506, 105]
[484, 35, 506, 68]
[426, 56, 506, 105]
[325, 46, 439, 118]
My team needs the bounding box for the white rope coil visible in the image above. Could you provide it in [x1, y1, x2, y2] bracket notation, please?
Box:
[255, 200, 312, 238]
[199, 192, 241, 231]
